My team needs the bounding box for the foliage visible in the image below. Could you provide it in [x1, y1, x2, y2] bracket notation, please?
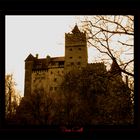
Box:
[59, 65, 134, 125]
[16, 89, 55, 125]
[5, 74, 21, 123]
[14, 65, 133, 125]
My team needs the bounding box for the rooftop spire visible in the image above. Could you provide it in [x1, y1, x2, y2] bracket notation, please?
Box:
[110, 58, 121, 75]
[25, 53, 34, 61]
[72, 24, 81, 34]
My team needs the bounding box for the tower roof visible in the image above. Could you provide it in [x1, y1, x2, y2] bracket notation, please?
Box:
[25, 53, 35, 61]
[72, 24, 81, 34]
[110, 58, 121, 75]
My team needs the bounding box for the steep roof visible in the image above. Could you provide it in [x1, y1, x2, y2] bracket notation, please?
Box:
[72, 25, 81, 34]
[25, 53, 35, 61]
[110, 58, 121, 75]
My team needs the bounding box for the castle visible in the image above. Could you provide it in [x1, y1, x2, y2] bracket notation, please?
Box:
[24, 25, 120, 97]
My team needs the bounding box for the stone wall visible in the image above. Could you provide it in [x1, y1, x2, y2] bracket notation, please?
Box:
[31, 68, 64, 94]
[64, 28, 87, 72]
[24, 61, 33, 97]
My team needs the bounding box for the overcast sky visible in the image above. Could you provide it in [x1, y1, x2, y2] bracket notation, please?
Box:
[6, 15, 98, 97]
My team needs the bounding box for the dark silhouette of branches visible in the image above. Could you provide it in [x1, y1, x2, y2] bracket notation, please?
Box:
[80, 16, 134, 89]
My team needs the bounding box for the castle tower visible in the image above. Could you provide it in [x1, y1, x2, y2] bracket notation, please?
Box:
[110, 58, 121, 76]
[24, 54, 34, 97]
[64, 25, 88, 72]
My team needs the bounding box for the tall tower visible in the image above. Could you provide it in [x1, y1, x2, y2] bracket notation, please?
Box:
[24, 54, 34, 97]
[64, 25, 88, 72]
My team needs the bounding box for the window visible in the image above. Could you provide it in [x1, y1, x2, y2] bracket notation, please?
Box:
[54, 78, 57, 82]
[78, 48, 81, 50]
[59, 61, 64, 66]
[69, 57, 72, 59]
[79, 56, 82, 59]
[58, 71, 59, 74]
[71, 62, 74, 66]
[77, 62, 81, 65]
[54, 87, 57, 91]
[50, 61, 55, 66]
[50, 87, 53, 91]
[69, 48, 72, 51]
[51, 71, 53, 74]
[36, 62, 42, 69]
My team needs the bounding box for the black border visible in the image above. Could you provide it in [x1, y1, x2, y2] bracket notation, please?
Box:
[0, 0, 140, 139]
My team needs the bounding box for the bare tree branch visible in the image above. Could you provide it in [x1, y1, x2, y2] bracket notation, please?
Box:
[118, 41, 133, 46]
[120, 68, 134, 77]
[81, 15, 134, 78]
[83, 20, 134, 36]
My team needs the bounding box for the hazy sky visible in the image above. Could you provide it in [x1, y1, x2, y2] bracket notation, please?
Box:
[6, 15, 98, 97]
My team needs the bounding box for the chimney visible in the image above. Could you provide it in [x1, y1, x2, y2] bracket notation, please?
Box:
[46, 55, 51, 59]
[36, 54, 38, 59]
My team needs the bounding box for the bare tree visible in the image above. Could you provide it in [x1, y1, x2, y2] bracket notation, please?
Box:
[5, 74, 21, 121]
[79, 16, 134, 89]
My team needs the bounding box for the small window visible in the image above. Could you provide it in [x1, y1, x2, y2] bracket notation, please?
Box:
[62, 71, 63, 73]
[50, 87, 53, 91]
[71, 62, 74, 66]
[69, 48, 72, 51]
[54, 78, 57, 82]
[51, 61, 55, 65]
[79, 56, 82, 59]
[36, 62, 42, 69]
[54, 87, 57, 91]
[59, 61, 64, 66]
[58, 71, 59, 74]
[69, 57, 72, 59]
[51, 71, 53, 74]
[78, 48, 81, 50]
[77, 62, 81, 65]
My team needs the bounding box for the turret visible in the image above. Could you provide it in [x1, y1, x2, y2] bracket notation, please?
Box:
[110, 58, 121, 76]
[24, 53, 34, 97]
[64, 25, 88, 72]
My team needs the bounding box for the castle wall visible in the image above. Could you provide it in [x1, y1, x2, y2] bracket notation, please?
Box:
[24, 61, 33, 97]
[24, 25, 88, 97]
[65, 46, 87, 68]
[31, 68, 64, 95]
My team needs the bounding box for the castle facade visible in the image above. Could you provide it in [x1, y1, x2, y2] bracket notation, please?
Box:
[24, 25, 108, 97]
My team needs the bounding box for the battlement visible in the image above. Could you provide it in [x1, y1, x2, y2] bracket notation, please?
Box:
[25, 54, 65, 71]
[65, 25, 86, 47]
[65, 33, 86, 46]
[88, 62, 107, 71]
